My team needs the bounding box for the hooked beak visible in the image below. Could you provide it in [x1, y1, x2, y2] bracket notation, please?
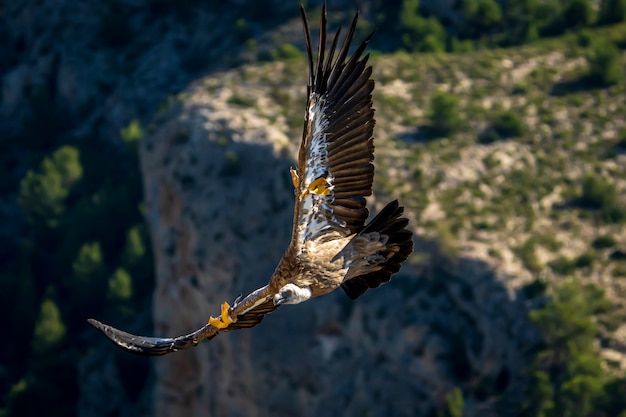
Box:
[273, 293, 287, 305]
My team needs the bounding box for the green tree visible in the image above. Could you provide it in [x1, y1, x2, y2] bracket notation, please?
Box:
[104, 267, 135, 322]
[559, 358, 604, 417]
[599, 0, 626, 23]
[580, 173, 619, 211]
[5, 66, 152, 417]
[120, 119, 144, 145]
[503, 0, 563, 43]
[592, 234, 617, 249]
[122, 225, 146, 266]
[399, 0, 447, 52]
[108, 267, 133, 301]
[524, 281, 612, 417]
[31, 296, 66, 355]
[523, 370, 555, 417]
[599, 377, 626, 415]
[563, 0, 596, 28]
[120, 224, 154, 300]
[439, 387, 464, 417]
[533, 0, 565, 35]
[429, 92, 463, 135]
[463, 0, 503, 37]
[18, 145, 82, 226]
[586, 40, 622, 87]
[271, 43, 304, 60]
[73, 242, 105, 283]
[66, 242, 107, 316]
[492, 110, 525, 138]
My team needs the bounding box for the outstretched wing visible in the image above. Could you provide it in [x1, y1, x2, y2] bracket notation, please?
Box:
[89, 286, 277, 356]
[291, 5, 376, 251]
[87, 318, 218, 355]
[88, 6, 377, 356]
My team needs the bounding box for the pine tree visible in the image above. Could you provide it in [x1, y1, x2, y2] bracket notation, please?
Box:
[524, 280, 612, 417]
[65, 241, 107, 319]
[462, 0, 503, 38]
[398, 0, 447, 52]
[108, 267, 133, 301]
[18, 146, 82, 227]
[31, 296, 66, 355]
[599, 0, 626, 23]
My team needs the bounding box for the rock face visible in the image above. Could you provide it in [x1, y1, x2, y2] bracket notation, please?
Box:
[138, 81, 540, 416]
[140, 91, 296, 416]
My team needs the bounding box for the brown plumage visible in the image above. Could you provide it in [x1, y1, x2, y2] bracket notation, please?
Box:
[88, 4, 413, 356]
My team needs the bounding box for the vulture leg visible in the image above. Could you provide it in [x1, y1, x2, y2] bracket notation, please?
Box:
[208, 302, 234, 329]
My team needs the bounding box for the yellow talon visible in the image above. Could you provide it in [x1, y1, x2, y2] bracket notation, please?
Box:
[299, 177, 331, 199]
[290, 167, 300, 189]
[208, 302, 234, 329]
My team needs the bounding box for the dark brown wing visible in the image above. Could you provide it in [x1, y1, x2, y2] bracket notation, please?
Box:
[291, 5, 376, 252]
[87, 318, 218, 356]
[89, 287, 277, 356]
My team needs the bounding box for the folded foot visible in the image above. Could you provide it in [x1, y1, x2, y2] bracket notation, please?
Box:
[299, 176, 331, 199]
[208, 302, 234, 329]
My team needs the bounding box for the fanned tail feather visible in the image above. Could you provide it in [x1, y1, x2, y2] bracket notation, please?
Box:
[341, 200, 413, 300]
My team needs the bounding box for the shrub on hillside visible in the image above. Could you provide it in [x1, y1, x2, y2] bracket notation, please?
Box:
[579, 173, 626, 224]
[592, 234, 617, 249]
[586, 40, 622, 87]
[519, 238, 542, 272]
[258, 43, 304, 62]
[429, 92, 463, 136]
[580, 173, 617, 210]
[481, 110, 525, 142]
[492, 110, 525, 138]
[548, 256, 576, 275]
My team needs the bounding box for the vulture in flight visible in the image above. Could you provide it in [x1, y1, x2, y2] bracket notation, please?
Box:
[89, 4, 414, 355]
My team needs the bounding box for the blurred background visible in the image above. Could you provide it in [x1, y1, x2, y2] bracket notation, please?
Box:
[1, 0, 626, 416]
